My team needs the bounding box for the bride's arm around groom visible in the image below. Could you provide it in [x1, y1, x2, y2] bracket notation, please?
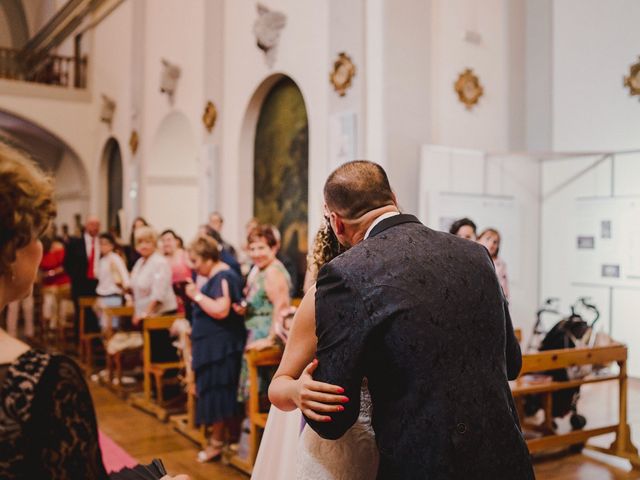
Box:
[269, 285, 349, 421]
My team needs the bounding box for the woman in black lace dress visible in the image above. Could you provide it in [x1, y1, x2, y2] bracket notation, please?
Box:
[0, 142, 110, 479]
[0, 144, 190, 480]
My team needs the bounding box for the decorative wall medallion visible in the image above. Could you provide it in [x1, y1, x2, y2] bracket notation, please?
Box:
[202, 101, 218, 133]
[129, 130, 139, 155]
[330, 52, 356, 97]
[253, 3, 287, 68]
[454, 68, 484, 110]
[623, 56, 640, 100]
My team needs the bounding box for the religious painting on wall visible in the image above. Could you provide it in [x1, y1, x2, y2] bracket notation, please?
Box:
[254, 77, 309, 296]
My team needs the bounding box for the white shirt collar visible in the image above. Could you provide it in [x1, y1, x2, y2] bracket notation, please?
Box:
[364, 211, 401, 240]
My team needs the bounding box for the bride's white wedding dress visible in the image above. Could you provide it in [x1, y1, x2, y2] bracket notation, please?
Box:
[297, 383, 378, 479]
[252, 383, 378, 480]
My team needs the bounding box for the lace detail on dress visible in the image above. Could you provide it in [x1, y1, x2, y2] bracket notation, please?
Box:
[0, 350, 51, 478]
[0, 351, 108, 480]
[358, 379, 373, 421]
[296, 380, 378, 479]
[36, 356, 108, 479]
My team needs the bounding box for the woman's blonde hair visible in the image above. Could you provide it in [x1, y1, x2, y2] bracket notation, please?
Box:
[189, 235, 220, 262]
[307, 218, 345, 276]
[477, 228, 501, 256]
[0, 142, 56, 276]
[134, 225, 158, 245]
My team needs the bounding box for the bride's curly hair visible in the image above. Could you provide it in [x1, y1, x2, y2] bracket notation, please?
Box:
[308, 218, 345, 274]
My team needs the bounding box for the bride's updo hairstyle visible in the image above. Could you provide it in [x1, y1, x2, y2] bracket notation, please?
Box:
[323, 160, 395, 220]
[308, 218, 345, 274]
[0, 142, 56, 277]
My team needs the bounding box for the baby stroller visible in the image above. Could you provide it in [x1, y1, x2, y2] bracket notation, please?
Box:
[524, 297, 601, 435]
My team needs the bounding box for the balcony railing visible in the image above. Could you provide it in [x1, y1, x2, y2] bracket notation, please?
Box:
[0, 47, 88, 89]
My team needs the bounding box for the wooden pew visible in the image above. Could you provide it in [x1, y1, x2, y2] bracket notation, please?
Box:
[101, 306, 139, 398]
[130, 314, 184, 421]
[78, 296, 99, 366]
[40, 284, 74, 351]
[171, 329, 208, 448]
[227, 346, 283, 475]
[510, 344, 640, 469]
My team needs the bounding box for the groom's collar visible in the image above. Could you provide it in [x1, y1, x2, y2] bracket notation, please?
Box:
[364, 211, 400, 239]
[367, 213, 422, 239]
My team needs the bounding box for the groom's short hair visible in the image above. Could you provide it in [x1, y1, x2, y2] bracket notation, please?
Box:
[324, 160, 395, 219]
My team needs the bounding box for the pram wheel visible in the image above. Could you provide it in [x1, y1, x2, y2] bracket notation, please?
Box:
[570, 413, 587, 431]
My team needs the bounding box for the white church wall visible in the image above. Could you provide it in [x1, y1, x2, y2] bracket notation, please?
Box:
[539, 0, 640, 376]
[90, 0, 134, 226]
[138, 0, 205, 241]
[419, 146, 541, 344]
[382, 0, 432, 216]
[383, 0, 526, 216]
[429, 0, 515, 152]
[221, 0, 330, 247]
[552, 0, 640, 152]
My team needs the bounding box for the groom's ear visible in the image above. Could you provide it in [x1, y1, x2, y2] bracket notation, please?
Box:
[331, 212, 345, 235]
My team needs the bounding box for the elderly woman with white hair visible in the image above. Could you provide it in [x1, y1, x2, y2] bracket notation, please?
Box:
[128, 226, 179, 367]
[130, 226, 178, 324]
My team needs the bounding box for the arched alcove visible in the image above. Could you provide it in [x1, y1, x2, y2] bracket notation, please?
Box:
[0, 109, 89, 233]
[0, 0, 29, 48]
[249, 75, 309, 295]
[145, 111, 198, 239]
[99, 138, 123, 236]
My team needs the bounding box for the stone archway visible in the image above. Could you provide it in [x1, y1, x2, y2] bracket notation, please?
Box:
[100, 137, 123, 236]
[253, 76, 309, 296]
[145, 111, 198, 240]
[0, 109, 89, 233]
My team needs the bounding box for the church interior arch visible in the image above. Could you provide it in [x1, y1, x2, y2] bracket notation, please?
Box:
[0, 109, 89, 234]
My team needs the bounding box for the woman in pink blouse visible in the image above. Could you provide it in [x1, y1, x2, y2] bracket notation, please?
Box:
[477, 228, 510, 301]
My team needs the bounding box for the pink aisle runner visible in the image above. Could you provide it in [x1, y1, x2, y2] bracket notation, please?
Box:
[98, 430, 138, 473]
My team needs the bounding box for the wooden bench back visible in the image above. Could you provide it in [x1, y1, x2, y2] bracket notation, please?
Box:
[519, 344, 626, 375]
[142, 315, 181, 367]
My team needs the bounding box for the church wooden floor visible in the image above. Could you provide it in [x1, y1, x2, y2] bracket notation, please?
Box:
[91, 379, 640, 479]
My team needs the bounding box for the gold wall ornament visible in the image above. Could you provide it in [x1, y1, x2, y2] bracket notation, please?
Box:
[129, 130, 139, 155]
[624, 56, 640, 99]
[202, 101, 218, 133]
[454, 68, 484, 110]
[330, 52, 356, 97]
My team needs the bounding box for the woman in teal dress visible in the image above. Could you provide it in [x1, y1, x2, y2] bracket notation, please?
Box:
[235, 225, 291, 401]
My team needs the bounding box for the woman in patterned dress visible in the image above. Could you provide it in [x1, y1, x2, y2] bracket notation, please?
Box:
[234, 225, 291, 402]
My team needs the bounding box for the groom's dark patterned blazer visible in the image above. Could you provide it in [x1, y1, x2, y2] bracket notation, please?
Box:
[307, 214, 535, 480]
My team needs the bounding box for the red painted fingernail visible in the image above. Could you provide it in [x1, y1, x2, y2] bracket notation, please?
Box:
[341, 397, 349, 403]
[313, 358, 318, 364]
[323, 417, 332, 422]
[337, 405, 345, 412]
[337, 387, 345, 394]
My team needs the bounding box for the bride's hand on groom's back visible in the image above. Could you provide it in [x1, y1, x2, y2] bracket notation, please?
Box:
[295, 359, 349, 422]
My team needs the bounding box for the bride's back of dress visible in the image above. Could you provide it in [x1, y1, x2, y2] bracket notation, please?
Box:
[296, 382, 378, 480]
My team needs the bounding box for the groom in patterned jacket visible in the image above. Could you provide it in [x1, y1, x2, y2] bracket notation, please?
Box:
[306, 160, 535, 479]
